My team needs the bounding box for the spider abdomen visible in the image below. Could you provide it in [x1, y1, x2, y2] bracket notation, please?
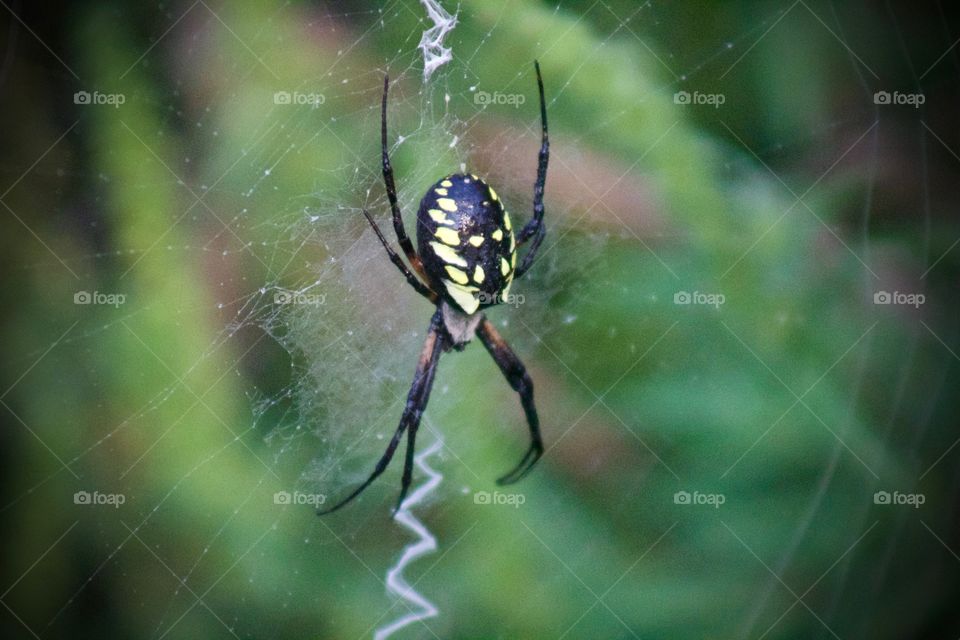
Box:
[416, 173, 516, 315]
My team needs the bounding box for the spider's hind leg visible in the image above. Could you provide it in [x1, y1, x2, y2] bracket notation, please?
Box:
[318, 310, 446, 516]
[393, 322, 446, 513]
[476, 317, 544, 485]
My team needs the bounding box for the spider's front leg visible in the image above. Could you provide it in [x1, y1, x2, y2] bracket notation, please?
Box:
[362, 209, 437, 302]
[364, 75, 438, 302]
[477, 317, 544, 485]
[381, 74, 429, 285]
[514, 60, 549, 280]
[318, 310, 446, 515]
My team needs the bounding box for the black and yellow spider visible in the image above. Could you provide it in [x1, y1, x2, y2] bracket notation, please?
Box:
[319, 62, 549, 515]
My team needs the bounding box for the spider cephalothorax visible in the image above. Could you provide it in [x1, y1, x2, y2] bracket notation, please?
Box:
[319, 61, 549, 515]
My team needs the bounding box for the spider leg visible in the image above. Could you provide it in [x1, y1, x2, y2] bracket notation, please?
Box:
[362, 209, 437, 302]
[394, 411, 421, 514]
[393, 317, 447, 514]
[381, 74, 430, 284]
[318, 310, 446, 515]
[514, 60, 549, 280]
[476, 317, 544, 485]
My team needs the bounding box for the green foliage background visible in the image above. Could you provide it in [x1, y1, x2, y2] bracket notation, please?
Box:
[2, 1, 958, 638]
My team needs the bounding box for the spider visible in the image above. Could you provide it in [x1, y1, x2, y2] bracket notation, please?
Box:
[319, 61, 549, 515]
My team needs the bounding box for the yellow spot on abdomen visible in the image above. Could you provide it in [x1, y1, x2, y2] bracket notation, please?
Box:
[443, 281, 480, 314]
[434, 227, 460, 245]
[428, 209, 452, 225]
[437, 198, 457, 212]
[500, 257, 511, 276]
[445, 265, 469, 284]
[489, 187, 498, 201]
[467, 235, 484, 247]
[503, 211, 513, 231]
[441, 179, 453, 187]
[491, 228, 504, 241]
[430, 242, 466, 267]
[473, 265, 485, 283]
[435, 188, 448, 196]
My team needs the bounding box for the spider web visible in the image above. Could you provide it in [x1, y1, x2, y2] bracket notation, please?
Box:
[2, 1, 959, 639]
